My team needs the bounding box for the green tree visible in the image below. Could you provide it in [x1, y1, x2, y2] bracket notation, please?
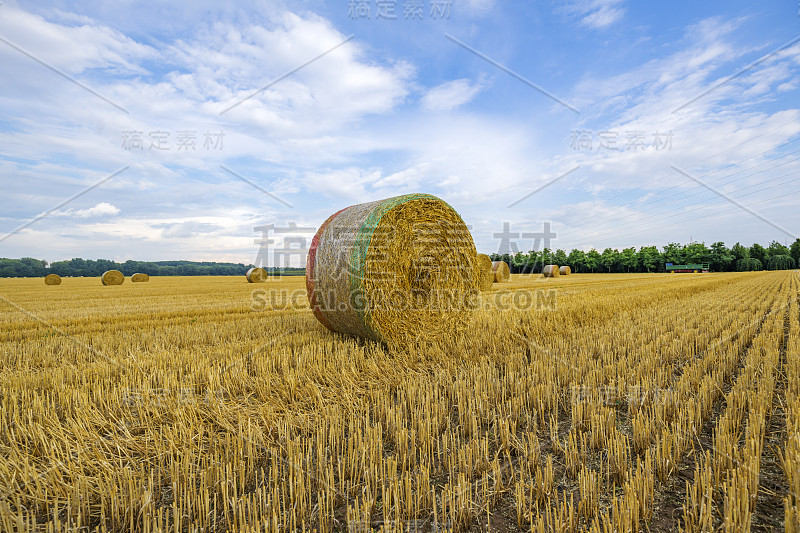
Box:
[525, 250, 541, 274]
[767, 255, 795, 270]
[731, 242, 749, 263]
[585, 249, 601, 273]
[684, 242, 711, 264]
[766, 240, 790, 258]
[662, 242, 684, 264]
[16, 257, 48, 277]
[567, 249, 586, 273]
[791, 238, 800, 266]
[638, 246, 660, 273]
[737, 258, 763, 271]
[709, 242, 733, 272]
[749, 243, 767, 266]
[554, 249, 568, 267]
[0, 259, 18, 277]
[601, 248, 619, 273]
[620, 247, 637, 272]
[511, 251, 527, 274]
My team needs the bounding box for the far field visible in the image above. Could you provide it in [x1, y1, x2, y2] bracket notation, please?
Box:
[0, 272, 798, 531]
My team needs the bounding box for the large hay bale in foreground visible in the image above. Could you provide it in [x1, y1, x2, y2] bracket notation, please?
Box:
[306, 193, 479, 346]
[543, 264, 560, 277]
[491, 261, 510, 283]
[101, 270, 124, 286]
[246, 267, 268, 283]
[131, 273, 149, 282]
[44, 274, 61, 285]
[559, 265, 571, 276]
[476, 253, 494, 291]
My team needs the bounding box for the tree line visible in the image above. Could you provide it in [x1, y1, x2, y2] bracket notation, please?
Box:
[1, 238, 798, 278]
[489, 239, 800, 274]
[0, 258, 305, 278]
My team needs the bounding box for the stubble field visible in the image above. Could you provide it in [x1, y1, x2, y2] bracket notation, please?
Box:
[0, 271, 798, 532]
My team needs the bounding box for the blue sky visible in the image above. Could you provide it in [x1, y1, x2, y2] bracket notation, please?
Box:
[0, 0, 799, 265]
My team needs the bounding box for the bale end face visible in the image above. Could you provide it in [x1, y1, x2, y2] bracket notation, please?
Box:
[491, 261, 510, 283]
[543, 264, 560, 277]
[44, 274, 61, 285]
[101, 270, 124, 286]
[246, 267, 268, 283]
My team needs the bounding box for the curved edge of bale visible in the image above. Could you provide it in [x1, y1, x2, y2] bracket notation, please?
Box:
[44, 274, 61, 285]
[101, 270, 125, 286]
[476, 253, 494, 291]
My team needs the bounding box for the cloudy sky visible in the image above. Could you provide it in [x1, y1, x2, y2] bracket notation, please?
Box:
[1, 0, 799, 265]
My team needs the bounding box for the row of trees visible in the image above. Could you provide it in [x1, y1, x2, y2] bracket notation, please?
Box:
[489, 239, 800, 274]
[0, 258, 304, 278]
[1, 239, 798, 278]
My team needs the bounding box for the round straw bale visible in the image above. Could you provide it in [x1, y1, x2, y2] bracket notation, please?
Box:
[559, 265, 571, 276]
[306, 193, 479, 346]
[476, 253, 494, 291]
[543, 264, 560, 277]
[131, 273, 149, 282]
[101, 270, 124, 285]
[44, 274, 61, 285]
[491, 261, 510, 283]
[246, 267, 268, 283]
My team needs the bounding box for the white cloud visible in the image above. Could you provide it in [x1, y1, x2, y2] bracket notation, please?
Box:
[421, 76, 490, 112]
[160, 221, 223, 239]
[374, 162, 430, 189]
[563, 0, 626, 30]
[0, 5, 156, 76]
[51, 202, 120, 218]
[463, 0, 499, 15]
[166, 12, 413, 135]
[301, 168, 380, 201]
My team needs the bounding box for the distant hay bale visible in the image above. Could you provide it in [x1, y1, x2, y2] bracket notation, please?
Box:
[476, 253, 494, 291]
[101, 270, 124, 286]
[44, 274, 61, 286]
[491, 261, 510, 283]
[131, 273, 149, 282]
[306, 193, 479, 346]
[543, 264, 560, 277]
[246, 267, 268, 283]
[559, 265, 571, 276]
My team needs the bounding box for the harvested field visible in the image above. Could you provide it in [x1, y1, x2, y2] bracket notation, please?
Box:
[0, 271, 797, 531]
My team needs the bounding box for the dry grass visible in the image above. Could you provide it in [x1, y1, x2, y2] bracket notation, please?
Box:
[0, 271, 796, 532]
